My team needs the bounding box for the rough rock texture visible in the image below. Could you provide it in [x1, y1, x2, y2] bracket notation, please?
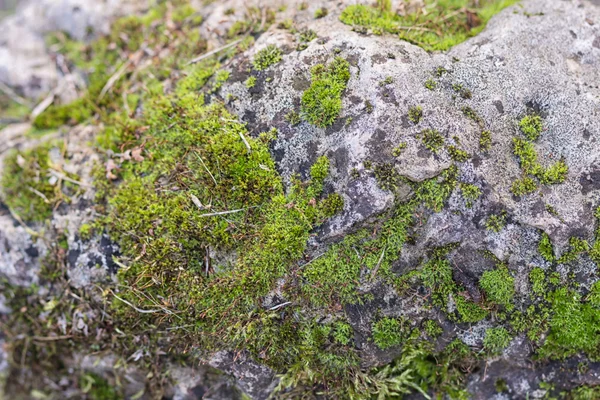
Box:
[0, 0, 146, 100]
[1, 0, 600, 398]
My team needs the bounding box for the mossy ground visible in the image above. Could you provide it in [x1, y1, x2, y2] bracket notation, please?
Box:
[339, 0, 519, 52]
[2, 0, 600, 398]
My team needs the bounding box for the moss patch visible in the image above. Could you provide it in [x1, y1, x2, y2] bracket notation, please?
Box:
[252, 45, 282, 71]
[339, 0, 519, 52]
[301, 57, 351, 127]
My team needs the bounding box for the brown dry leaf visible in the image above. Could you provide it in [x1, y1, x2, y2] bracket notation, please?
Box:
[106, 159, 119, 180]
[131, 148, 145, 162]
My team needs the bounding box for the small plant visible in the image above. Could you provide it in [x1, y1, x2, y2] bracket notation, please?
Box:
[252, 45, 282, 71]
[285, 110, 301, 126]
[333, 321, 353, 345]
[539, 159, 568, 184]
[278, 18, 293, 29]
[462, 106, 482, 124]
[480, 264, 515, 310]
[511, 176, 537, 196]
[408, 106, 423, 124]
[452, 83, 472, 99]
[435, 66, 448, 77]
[447, 146, 469, 162]
[419, 129, 444, 153]
[483, 327, 511, 354]
[379, 76, 394, 86]
[519, 114, 543, 141]
[392, 142, 407, 157]
[314, 7, 328, 19]
[423, 320, 443, 338]
[480, 130, 492, 151]
[301, 57, 351, 127]
[245, 76, 257, 89]
[538, 232, 554, 262]
[79, 223, 93, 241]
[365, 100, 374, 113]
[485, 213, 506, 233]
[424, 78, 437, 90]
[529, 267, 546, 295]
[374, 163, 401, 191]
[372, 317, 406, 349]
[460, 183, 481, 208]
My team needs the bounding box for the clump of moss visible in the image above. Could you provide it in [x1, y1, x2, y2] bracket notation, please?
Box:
[485, 213, 506, 233]
[538, 232, 554, 262]
[285, 110, 301, 126]
[245, 76, 257, 89]
[1, 143, 78, 222]
[372, 317, 407, 349]
[379, 76, 394, 86]
[297, 28, 317, 50]
[447, 145, 469, 162]
[423, 320, 443, 338]
[480, 130, 492, 151]
[529, 267, 547, 296]
[455, 295, 488, 323]
[483, 327, 511, 354]
[418, 129, 444, 153]
[252, 45, 283, 70]
[79, 373, 122, 400]
[452, 83, 472, 99]
[424, 78, 437, 90]
[408, 106, 423, 124]
[33, 98, 93, 129]
[557, 237, 589, 264]
[374, 162, 401, 191]
[314, 7, 328, 19]
[519, 114, 543, 141]
[301, 57, 351, 127]
[539, 159, 568, 185]
[392, 142, 407, 157]
[461, 106, 482, 125]
[479, 265, 515, 310]
[339, 0, 519, 52]
[459, 183, 482, 208]
[511, 176, 537, 196]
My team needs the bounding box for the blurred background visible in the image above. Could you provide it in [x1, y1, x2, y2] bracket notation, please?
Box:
[0, 0, 19, 19]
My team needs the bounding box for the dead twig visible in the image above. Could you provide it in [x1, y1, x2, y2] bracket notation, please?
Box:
[198, 208, 246, 218]
[186, 39, 243, 65]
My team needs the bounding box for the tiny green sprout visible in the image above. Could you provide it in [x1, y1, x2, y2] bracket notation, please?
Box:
[278, 19, 293, 30]
[299, 28, 317, 43]
[365, 100, 374, 113]
[408, 106, 423, 124]
[480, 130, 492, 151]
[425, 78, 437, 90]
[519, 114, 543, 141]
[419, 129, 444, 153]
[538, 232, 554, 262]
[245, 76, 257, 89]
[314, 7, 328, 19]
[392, 142, 407, 157]
[483, 327, 511, 354]
[252, 45, 282, 71]
[452, 83, 472, 99]
[460, 183, 481, 208]
[363, 160, 372, 169]
[447, 145, 469, 162]
[350, 168, 360, 179]
[298, 2, 308, 11]
[485, 213, 506, 233]
[372, 317, 406, 349]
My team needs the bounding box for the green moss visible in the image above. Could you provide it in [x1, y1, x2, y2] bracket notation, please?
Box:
[333, 321, 353, 345]
[245, 76, 257, 89]
[511, 176, 537, 196]
[339, 0, 519, 52]
[529, 267, 547, 296]
[539, 159, 568, 185]
[452, 83, 472, 99]
[285, 110, 301, 126]
[479, 265, 515, 310]
[447, 145, 469, 162]
[33, 98, 93, 129]
[423, 320, 443, 338]
[372, 317, 407, 349]
[80, 373, 122, 400]
[483, 327, 511, 354]
[480, 130, 492, 151]
[301, 57, 350, 127]
[461, 106, 482, 125]
[424, 78, 437, 90]
[419, 129, 444, 153]
[314, 7, 328, 19]
[297, 29, 318, 50]
[459, 183, 481, 208]
[485, 213, 506, 233]
[392, 142, 407, 157]
[408, 106, 423, 124]
[538, 232, 554, 262]
[0, 142, 80, 222]
[519, 114, 543, 141]
[252, 45, 282, 71]
[557, 237, 589, 264]
[379, 76, 394, 86]
[455, 295, 488, 323]
[79, 223, 93, 241]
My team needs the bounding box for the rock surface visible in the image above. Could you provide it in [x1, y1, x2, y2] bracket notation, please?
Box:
[1, 0, 600, 399]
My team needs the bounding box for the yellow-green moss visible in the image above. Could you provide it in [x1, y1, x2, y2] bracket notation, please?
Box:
[301, 57, 350, 128]
[252, 45, 282, 71]
[339, 0, 519, 52]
